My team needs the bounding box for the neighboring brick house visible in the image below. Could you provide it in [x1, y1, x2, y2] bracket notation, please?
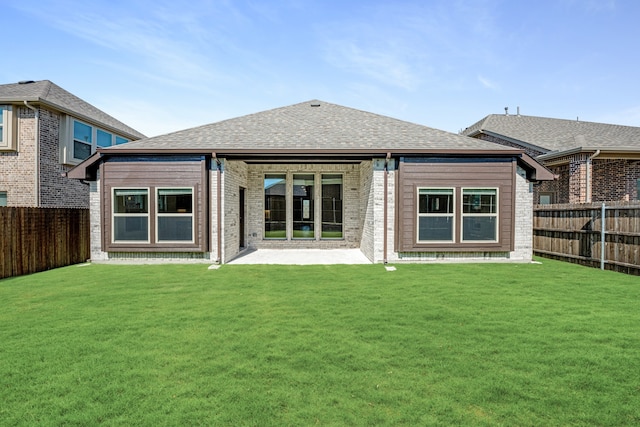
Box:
[69, 100, 553, 264]
[0, 80, 145, 207]
[462, 113, 640, 204]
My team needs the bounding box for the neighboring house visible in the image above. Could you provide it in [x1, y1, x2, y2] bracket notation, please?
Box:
[69, 100, 553, 264]
[462, 113, 640, 204]
[0, 80, 145, 207]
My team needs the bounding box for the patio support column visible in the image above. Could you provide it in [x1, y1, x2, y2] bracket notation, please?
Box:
[214, 153, 222, 263]
[383, 152, 391, 264]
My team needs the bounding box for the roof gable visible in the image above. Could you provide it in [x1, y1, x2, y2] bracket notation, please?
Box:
[0, 80, 145, 139]
[115, 100, 513, 152]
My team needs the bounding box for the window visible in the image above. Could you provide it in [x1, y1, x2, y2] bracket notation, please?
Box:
[112, 189, 149, 242]
[0, 106, 4, 144]
[264, 173, 344, 240]
[97, 129, 113, 148]
[322, 174, 343, 238]
[157, 188, 194, 242]
[73, 121, 93, 160]
[264, 174, 286, 238]
[0, 191, 7, 207]
[462, 189, 498, 242]
[0, 105, 16, 150]
[539, 192, 555, 205]
[637, 179, 640, 201]
[293, 174, 314, 238]
[65, 118, 131, 164]
[417, 188, 455, 242]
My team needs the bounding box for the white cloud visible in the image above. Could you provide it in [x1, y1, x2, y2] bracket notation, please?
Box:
[478, 75, 499, 90]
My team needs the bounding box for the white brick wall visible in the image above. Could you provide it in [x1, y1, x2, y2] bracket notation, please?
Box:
[510, 166, 534, 260]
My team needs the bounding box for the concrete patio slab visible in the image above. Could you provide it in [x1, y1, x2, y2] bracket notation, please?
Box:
[227, 248, 372, 265]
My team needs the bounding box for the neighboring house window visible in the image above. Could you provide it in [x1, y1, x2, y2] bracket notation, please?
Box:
[462, 189, 498, 242]
[65, 117, 131, 164]
[417, 188, 455, 242]
[0, 105, 16, 150]
[0, 191, 7, 206]
[73, 121, 93, 160]
[293, 174, 314, 239]
[112, 189, 149, 242]
[322, 174, 343, 238]
[264, 173, 344, 240]
[0, 106, 5, 144]
[264, 174, 286, 238]
[157, 188, 194, 242]
[539, 192, 555, 205]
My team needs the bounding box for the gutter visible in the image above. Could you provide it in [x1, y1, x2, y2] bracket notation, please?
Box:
[23, 101, 40, 206]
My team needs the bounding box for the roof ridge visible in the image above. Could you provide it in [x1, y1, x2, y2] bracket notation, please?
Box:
[40, 80, 54, 100]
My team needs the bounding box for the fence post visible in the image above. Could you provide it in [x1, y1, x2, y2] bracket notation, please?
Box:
[601, 202, 606, 270]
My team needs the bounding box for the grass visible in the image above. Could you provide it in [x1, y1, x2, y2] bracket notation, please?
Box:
[1, 259, 639, 426]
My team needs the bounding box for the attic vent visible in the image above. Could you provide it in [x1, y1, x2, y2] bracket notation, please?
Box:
[18, 80, 35, 85]
[310, 103, 321, 107]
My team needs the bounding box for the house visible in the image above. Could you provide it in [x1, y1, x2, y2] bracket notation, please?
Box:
[462, 112, 640, 204]
[0, 80, 145, 207]
[68, 100, 553, 264]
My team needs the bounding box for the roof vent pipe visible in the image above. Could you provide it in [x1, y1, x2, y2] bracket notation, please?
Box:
[517, 106, 520, 116]
[504, 107, 509, 116]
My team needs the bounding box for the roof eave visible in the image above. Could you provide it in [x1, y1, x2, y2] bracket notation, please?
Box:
[538, 146, 640, 161]
[0, 97, 144, 140]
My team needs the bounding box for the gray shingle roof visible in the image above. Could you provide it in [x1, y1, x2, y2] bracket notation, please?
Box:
[463, 114, 640, 154]
[0, 80, 145, 139]
[115, 100, 512, 152]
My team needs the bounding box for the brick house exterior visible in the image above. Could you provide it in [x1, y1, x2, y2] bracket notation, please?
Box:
[0, 80, 145, 207]
[462, 114, 640, 204]
[70, 100, 552, 264]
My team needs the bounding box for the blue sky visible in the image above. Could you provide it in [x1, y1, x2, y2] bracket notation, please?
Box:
[3, 0, 638, 137]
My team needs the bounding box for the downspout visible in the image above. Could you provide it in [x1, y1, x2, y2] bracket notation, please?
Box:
[24, 101, 40, 206]
[586, 149, 600, 203]
[213, 153, 222, 264]
[383, 152, 391, 264]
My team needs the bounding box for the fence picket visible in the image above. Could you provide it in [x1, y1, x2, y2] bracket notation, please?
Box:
[0, 207, 90, 280]
[534, 202, 640, 275]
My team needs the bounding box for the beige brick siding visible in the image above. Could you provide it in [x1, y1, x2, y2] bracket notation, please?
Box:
[0, 107, 37, 206]
[222, 162, 363, 262]
[0, 106, 89, 207]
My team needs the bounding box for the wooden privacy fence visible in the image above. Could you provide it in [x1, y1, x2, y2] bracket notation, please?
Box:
[533, 202, 640, 275]
[0, 207, 90, 280]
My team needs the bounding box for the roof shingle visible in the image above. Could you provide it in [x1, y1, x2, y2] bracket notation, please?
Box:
[116, 100, 513, 152]
[0, 80, 145, 139]
[463, 114, 640, 154]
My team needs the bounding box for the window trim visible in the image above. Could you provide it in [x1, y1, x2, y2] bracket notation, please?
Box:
[63, 116, 131, 165]
[155, 187, 195, 243]
[416, 187, 456, 243]
[111, 187, 151, 244]
[263, 172, 345, 241]
[461, 187, 499, 243]
[321, 173, 344, 239]
[0, 105, 16, 151]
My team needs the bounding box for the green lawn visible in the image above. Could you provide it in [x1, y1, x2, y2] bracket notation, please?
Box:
[1, 259, 639, 426]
